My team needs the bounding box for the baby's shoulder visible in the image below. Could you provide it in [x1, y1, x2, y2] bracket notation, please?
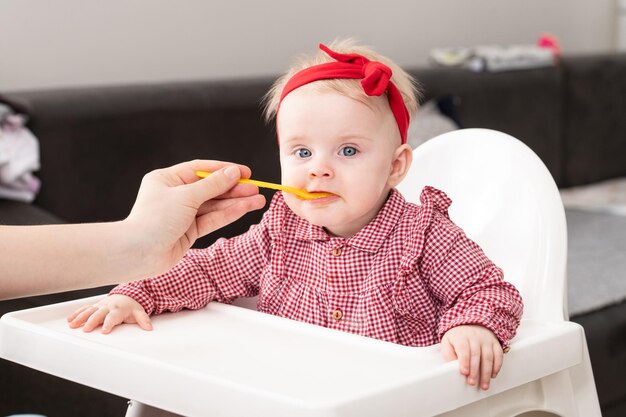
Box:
[397, 186, 457, 231]
[393, 188, 468, 270]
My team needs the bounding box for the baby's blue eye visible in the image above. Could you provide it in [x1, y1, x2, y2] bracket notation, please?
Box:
[340, 146, 358, 157]
[296, 148, 312, 158]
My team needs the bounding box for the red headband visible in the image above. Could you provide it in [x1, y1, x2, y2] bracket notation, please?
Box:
[278, 44, 410, 144]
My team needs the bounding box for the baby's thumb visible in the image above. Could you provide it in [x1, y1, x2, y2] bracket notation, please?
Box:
[134, 310, 153, 331]
[441, 338, 457, 362]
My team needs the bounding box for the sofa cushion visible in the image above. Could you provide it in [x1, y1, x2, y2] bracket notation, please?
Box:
[566, 208, 626, 316]
[410, 65, 563, 185]
[561, 53, 626, 187]
[0, 199, 63, 225]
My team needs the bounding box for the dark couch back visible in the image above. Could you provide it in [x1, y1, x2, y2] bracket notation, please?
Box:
[561, 54, 626, 186]
[5, 53, 626, 240]
[413, 65, 563, 185]
[10, 79, 282, 245]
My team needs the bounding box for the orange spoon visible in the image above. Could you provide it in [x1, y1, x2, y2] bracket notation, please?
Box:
[195, 171, 333, 200]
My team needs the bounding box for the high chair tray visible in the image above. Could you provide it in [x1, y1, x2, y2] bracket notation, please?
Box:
[0, 295, 583, 417]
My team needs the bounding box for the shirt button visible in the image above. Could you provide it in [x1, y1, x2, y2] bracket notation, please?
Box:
[332, 309, 343, 321]
[331, 247, 342, 257]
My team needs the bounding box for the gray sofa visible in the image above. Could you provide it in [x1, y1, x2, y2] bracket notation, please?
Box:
[1, 53, 626, 416]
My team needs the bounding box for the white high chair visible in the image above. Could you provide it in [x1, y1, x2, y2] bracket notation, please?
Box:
[396, 128, 601, 416]
[127, 128, 602, 417]
[0, 129, 602, 417]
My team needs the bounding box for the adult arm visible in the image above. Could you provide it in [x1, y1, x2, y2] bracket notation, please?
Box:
[0, 160, 266, 300]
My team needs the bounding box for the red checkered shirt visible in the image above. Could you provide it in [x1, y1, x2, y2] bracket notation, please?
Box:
[111, 187, 523, 347]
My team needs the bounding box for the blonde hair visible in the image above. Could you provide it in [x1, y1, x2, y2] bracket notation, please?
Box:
[262, 38, 422, 124]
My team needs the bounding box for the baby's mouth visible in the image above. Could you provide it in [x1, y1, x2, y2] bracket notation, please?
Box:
[304, 190, 339, 202]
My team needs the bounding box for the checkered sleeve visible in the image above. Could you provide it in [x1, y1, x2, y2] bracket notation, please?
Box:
[109, 209, 274, 316]
[423, 214, 524, 347]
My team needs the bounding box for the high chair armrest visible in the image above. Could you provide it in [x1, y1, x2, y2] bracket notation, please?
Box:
[0, 297, 587, 417]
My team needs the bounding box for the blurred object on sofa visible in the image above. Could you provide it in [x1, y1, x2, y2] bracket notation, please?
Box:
[430, 34, 560, 72]
[0, 102, 41, 202]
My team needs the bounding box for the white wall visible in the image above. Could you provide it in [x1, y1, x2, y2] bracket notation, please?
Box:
[0, 0, 618, 91]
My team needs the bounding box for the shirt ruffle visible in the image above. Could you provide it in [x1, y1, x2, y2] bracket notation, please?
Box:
[393, 186, 452, 321]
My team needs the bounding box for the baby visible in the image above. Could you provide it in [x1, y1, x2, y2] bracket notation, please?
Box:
[68, 39, 523, 391]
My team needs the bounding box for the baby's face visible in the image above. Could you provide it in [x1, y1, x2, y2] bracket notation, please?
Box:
[277, 87, 404, 238]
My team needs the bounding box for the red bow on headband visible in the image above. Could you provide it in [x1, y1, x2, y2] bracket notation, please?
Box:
[279, 44, 410, 144]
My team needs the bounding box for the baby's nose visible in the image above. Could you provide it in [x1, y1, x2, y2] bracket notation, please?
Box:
[308, 163, 334, 179]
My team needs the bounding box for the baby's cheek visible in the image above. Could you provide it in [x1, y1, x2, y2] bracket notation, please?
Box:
[282, 193, 301, 214]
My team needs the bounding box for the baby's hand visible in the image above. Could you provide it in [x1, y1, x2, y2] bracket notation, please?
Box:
[66, 294, 152, 334]
[441, 325, 503, 390]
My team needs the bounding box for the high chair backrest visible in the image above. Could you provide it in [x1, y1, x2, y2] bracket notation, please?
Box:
[397, 129, 568, 322]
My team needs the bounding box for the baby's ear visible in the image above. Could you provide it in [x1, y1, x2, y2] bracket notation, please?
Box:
[388, 144, 413, 188]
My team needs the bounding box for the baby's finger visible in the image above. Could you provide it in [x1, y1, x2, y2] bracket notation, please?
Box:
[454, 338, 471, 376]
[83, 307, 109, 333]
[492, 342, 504, 378]
[480, 345, 494, 390]
[467, 339, 481, 386]
[133, 309, 153, 331]
[101, 309, 127, 334]
[441, 337, 457, 362]
[66, 305, 93, 323]
[68, 306, 98, 329]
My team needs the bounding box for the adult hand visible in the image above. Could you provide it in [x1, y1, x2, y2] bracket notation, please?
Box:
[124, 160, 266, 277]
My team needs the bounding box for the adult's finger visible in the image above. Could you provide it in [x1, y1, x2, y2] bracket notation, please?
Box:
[173, 160, 252, 186]
[196, 183, 260, 207]
[195, 195, 266, 237]
[197, 193, 266, 216]
[185, 166, 248, 207]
